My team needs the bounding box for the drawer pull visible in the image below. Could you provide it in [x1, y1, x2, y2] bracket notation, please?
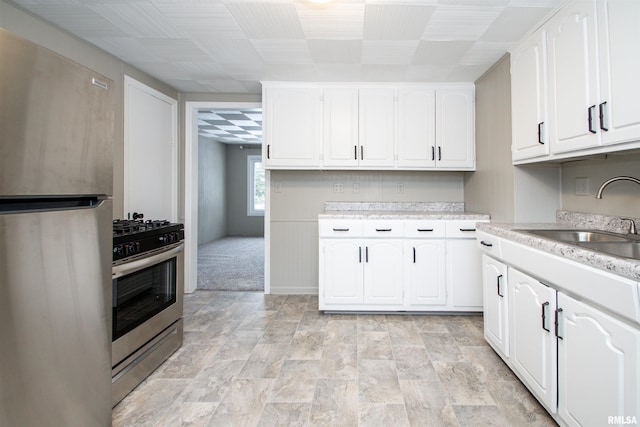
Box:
[480, 240, 493, 247]
[375, 228, 392, 232]
[332, 228, 350, 232]
[417, 228, 434, 232]
[459, 228, 476, 232]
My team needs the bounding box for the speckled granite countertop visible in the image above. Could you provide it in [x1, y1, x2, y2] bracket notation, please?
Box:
[319, 202, 490, 220]
[476, 211, 640, 282]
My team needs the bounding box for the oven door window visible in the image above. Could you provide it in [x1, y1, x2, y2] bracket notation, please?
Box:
[113, 258, 176, 341]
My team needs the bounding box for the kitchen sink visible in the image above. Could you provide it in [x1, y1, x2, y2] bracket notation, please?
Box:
[515, 229, 640, 260]
[518, 229, 631, 243]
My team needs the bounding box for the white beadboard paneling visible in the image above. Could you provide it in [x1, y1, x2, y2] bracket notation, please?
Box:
[308, 40, 362, 64]
[226, 2, 305, 39]
[89, 3, 183, 39]
[136, 38, 211, 62]
[270, 221, 319, 294]
[153, 4, 246, 39]
[460, 41, 512, 66]
[481, 6, 555, 42]
[252, 40, 313, 64]
[195, 38, 263, 65]
[412, 40, 474, 66]
[364, 3, 436, 40]
[296, 3, 365, 40]
[422, 5, 503, 40]
[362, 40, 420, 65]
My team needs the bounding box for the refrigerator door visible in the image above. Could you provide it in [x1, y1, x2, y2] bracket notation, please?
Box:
[0, 29, 114, 196]
[0, 200, 112, 426]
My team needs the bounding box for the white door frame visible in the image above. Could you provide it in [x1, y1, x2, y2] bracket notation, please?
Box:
[184, 101, 267, 294]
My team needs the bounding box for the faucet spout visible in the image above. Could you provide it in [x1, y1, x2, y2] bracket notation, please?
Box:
[595, 176, 640, 199]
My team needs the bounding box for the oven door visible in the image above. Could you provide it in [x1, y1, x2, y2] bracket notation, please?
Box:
[111, 243, 184, 367]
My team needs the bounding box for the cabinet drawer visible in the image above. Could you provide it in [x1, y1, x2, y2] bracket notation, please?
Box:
[318, 220, 362, 237]
[476, 230, 502, 258]
[362, 220, 404, 237]
[446, 220, 487, 238]
[404, 220, 446, 238]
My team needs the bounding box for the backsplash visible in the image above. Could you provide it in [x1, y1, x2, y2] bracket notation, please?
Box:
[557, 210, 640, 234]
[324, 201, 465, 212]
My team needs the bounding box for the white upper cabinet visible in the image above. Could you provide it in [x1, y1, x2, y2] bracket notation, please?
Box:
[397, 89, 436, 167]
[596, 0, 640, 147]
[436, 87, 475, 169]
[262, 82, 475, 170]
[547, 0, 600, 154]
[322, 88, 359, 167]
[511, 0, 640, 163]
[358, 88, 396, 168]
[263, 85, 322, 168]
[511, 29, 550, 161]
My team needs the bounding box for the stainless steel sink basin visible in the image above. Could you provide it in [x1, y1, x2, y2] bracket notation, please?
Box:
[515, 228, 640, 260]
[575, 241, 640, 259]
[518, 229, 632, 243]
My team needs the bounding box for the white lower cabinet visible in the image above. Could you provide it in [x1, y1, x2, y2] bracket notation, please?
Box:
[480, 252, 640, 426]
[557, 292, 640, 426]
[482, 255, 509, 357]
[508, 268, 557, 413]
[405, 240, 446, 307]
[319, 218, 486, 312]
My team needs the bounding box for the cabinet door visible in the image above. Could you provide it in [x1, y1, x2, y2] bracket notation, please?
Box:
[358, 88, 395, 167]
[323, 88, 359, 167]
[397, 89, 436, 167]
[597, 0, 640, 146]
[320, 239, 363, 306]
[511, 29, 550, 161]
[482, 255, 509, 357]
[447, 239, 483, 310]
[547, 0, 601, 154]
[508, 268, 557, 413]
[263, 86, 322, 167]
[557, 292, 640, 427]
[405, 240, 446, 307]
[435, 87, 475, 169]
[363, 239, 403, 305]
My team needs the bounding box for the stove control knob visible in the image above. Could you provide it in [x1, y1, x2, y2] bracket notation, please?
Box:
[113, 245, 124, 257]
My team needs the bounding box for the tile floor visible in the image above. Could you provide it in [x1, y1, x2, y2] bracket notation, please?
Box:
[112, 291, 557, 426]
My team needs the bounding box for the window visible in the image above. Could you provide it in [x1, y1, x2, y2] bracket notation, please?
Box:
[248, 155, 265, 216]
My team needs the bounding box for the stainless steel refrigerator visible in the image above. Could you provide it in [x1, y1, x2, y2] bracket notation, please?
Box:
[0, 29, 113, 426]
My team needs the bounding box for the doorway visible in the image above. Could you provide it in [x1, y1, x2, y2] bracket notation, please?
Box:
[184, 101, 266, 294]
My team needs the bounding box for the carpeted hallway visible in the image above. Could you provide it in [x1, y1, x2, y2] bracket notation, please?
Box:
[197, 236, 264, 291]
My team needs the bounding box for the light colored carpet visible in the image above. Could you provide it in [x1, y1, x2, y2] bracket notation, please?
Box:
[197, 237, 264, 291]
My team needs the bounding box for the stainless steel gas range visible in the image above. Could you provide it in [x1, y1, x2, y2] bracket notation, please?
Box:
[111, 219, 184, 406]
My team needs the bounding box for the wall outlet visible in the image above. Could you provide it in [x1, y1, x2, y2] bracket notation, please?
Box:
[575, 177, 590, 196]
[333, 183, 344, 193]
[353, 183, 360, 193]
[397, 183, 404, 194]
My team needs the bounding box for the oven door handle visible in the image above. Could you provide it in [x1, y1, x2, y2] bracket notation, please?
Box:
[112, 243, 184, 279]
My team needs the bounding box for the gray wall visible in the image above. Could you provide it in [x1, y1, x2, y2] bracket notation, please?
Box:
[198, 136, 227, 245]
[269, 170, 465, 294]
[226, 145, 264, 236]
[0, 0, 179, 220]
[561, 153, 640, 218]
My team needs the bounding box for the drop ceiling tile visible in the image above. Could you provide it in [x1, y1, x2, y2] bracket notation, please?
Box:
[481, 6, 555, 42]
[508, 0, 563, 7]
[226, 2, 304, 39]
[173, 62, 231, 80]
[136, 38, 210, 62]
[296, 3, 365, 40]
[412, 40, 474, 65]
[364, 4, 435, 40]
[198, 80, 251, 93]
[194, 38, 263, 65]
[437, 0, 509, 6]
[460, 41, 511, 66]
[405, 64, 453, 81]
[152, 3, 246, 39]
[221, 63, 266, 80]
[88, 2, 183, 39]
[262, 64, 319, 81]
[308, 40, 362, 64]
[251, 40, 313, 65]
[422, 5, 503, 41]
[362, 64, 408, 81]
[362, 41, 419, 65]
[87, 37, 164, 63]
[315, 64, 364, 81]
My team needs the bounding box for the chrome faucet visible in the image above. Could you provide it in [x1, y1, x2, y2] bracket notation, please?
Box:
[595, 175, 640, 235]
[595, 176, 640, 199]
